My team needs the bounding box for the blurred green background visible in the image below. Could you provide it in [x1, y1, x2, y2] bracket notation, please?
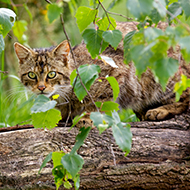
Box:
[0, 0, 138, 127]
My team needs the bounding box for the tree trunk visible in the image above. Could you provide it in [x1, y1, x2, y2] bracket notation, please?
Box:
[0, 113, 190, 190]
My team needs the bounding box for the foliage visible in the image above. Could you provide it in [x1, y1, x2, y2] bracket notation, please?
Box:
[1, 0, 190, 189]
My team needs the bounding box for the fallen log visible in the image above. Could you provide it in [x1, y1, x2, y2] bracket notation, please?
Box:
[0, 113, 190, 190]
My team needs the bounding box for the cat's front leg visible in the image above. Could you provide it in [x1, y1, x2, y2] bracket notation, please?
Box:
[145, 102, 189, 121]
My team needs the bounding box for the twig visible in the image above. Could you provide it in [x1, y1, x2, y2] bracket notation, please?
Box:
[107, 11, 133, 20]
[44, 0, 52, 4]
[98, 0, 115, 29]
[0, 70, 8, 74]
[110, 144, 116, 166]
[60, 14, 99, 113]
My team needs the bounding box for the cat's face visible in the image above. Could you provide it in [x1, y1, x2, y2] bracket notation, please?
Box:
[14, 41, 72, 97]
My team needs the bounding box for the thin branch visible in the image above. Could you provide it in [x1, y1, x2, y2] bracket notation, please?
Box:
[59, 15, 99, 113]
[44, 0, 52, 4]
[98, 0, 115, 29]
[107, 11, 133, 20]
[154, 0, 190, 33]
[0, 70, 8, 74]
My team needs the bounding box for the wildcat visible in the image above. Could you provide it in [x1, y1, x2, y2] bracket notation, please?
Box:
[14, 22, 190, 121]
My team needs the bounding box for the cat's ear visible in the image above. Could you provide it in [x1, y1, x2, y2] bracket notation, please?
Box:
[14, 42, 35, 63]
[52, 40, 70, 65]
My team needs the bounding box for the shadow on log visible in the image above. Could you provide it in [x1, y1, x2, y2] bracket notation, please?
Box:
[0, 113, 190, 190]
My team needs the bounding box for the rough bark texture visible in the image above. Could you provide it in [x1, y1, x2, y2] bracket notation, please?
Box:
[0, 113, 190, 190]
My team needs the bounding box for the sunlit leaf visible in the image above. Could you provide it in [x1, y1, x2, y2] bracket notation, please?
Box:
[96, 16, 116, 31]
[106, 76, 120, 101]
[12, 20, 28, 43]
[0, 8, 16, 37]
[101, 101, 119, 112]
[52, 151, 66, 168]
[75, 6, 97, 33]
[32, 109, 61, 130]
[174, 74, 190, 101]
[47, 3, 62, 23]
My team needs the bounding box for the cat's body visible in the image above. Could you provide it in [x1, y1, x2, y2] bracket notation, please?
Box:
[14, 22, 190, 121]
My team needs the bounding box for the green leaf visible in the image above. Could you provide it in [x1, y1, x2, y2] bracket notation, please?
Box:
[31, 94, 57, 113]
[71, 127, 91, 154]
[126, 0, 154, 20]
[153, 0, 166, 17]
[52, 151, 66, 168]
[71, 64, 101, 101]
[32, 109, 61, 130]
[154, 58, 179, 89]
[179, 0, 190, 18]
[74, 174, 80, 190]
[0, 34, 5, 55]
[174, 74, 190, 101]
[0, 8, 16, 37]
[130, 44, 153, 76]
[82, 29, 109, 59]
[52, 165, 65, 190]
[179, 36, 190, 62]
[61, 153, 84, 178]
[111, 112, 132, 156]
[106, 76, 119, 101]
[101, 101, 119, 112]
[0, 0, 11, 3]
[96, 16, 116, 31]
[75, 6, 97, 33]
[112, 110, 121, 124]
[12, 20, 28, 43]
[90, 112, 113, 134]
[102, 29, 122, 50]
[123, 30, 136, 63]
[144, 27, 164, 42]
[47, 3, 62, 23]
[70, 112, 87, 131]
[64, 181, 72, 189]
[38, 152, 52, 174]
[150, 8, 162, 24]
[167, 2, 182, 21]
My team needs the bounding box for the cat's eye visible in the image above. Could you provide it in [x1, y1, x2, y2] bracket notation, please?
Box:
[47, 71, 56, 79]
[28, 72, 36, 79]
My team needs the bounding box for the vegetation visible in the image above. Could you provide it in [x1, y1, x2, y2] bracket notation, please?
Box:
[1, 0, 190, 189]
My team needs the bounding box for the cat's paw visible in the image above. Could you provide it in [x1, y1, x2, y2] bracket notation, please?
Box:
[145, 108, 169, 121]
[75, 117, 94, 128]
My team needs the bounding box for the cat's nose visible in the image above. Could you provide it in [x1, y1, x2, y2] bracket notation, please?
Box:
[38, 85, 46, 91]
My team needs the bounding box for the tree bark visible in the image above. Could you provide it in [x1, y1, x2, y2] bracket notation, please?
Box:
[0, 113, 190, 190]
